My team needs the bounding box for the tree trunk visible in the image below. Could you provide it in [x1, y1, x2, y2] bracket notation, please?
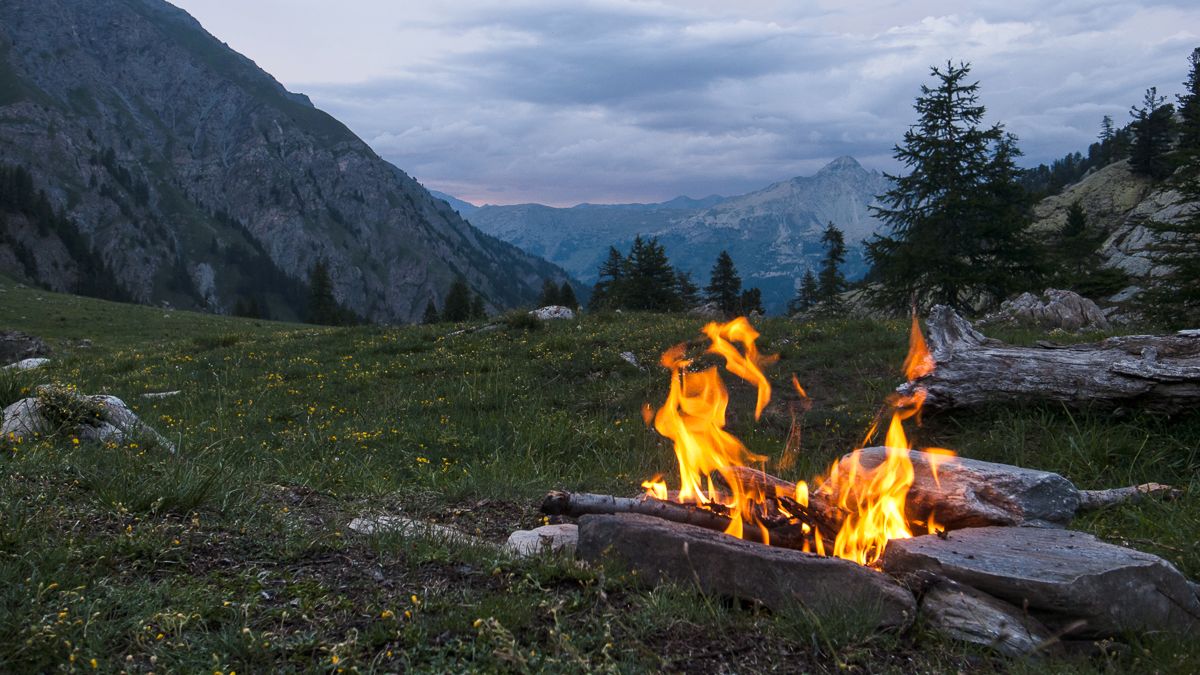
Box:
[903, 306, 1200, 412]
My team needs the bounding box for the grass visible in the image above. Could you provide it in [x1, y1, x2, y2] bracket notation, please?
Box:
[0, 275, 1198, 672]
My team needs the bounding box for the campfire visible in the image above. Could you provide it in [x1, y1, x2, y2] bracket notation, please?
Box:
[538, 312, 1200, 654]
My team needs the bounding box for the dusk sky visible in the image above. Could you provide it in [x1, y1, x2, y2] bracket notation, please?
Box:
[170, 1, 1199, 206]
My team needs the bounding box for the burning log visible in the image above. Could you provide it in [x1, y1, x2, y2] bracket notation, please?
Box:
[902, 306, 1200, 412]
[578, 513, 916, 629]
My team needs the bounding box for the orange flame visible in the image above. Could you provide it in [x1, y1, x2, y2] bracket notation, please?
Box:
[902, 315, 934, 381]
[702, 317, 778, 420]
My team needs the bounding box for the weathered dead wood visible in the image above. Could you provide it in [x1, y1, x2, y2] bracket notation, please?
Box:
[541, 490, 811, 549]
[918, 578, 1059, 657]
[1077, 482, 1182, 511]
[901, 305, 1200, 412]
[882, 527, 1200, 637]
[578, 513, 916, 629]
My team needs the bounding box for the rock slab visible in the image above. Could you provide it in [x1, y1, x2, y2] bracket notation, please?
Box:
[919, 578, 1056, 657]
[578, 513, 915, 629]
[530, 305, 576, 320]
[506, 524, 579, 557]
[881, 527, 1200, 637]
[844, 448, 1080, 529]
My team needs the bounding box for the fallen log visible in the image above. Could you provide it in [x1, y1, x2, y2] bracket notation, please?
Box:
[540, 490, 813, 550]
[901, 306, 1200, 412]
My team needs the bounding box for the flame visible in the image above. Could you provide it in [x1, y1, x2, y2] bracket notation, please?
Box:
[641, 314, 955, 567]
[926, 510, 943, 535]
[923, 447, 956, 489]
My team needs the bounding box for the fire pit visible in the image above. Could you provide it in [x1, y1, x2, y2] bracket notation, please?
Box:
[538, 316, 1200, 655]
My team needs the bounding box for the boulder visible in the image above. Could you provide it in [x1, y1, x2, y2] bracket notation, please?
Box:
[687, 302, 723, 319]
[578, 513, 915, 629]
[3, 357, 49, 371]
[881, 527, 1200, 637]
[506, 524, 578, 557]
[530, 305, 576, 320]
[980, 289, 1110, 331]
[0, 388, 174, 451]
[0, 330, 49, 364]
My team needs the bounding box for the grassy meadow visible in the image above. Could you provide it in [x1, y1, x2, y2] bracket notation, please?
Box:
[1, 275, 1198, 673]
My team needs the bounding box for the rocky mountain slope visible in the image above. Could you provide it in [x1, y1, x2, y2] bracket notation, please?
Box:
[0, 0, 568, 322]
[1031, 159, 1191, 300]
[462, 157, 891, 312]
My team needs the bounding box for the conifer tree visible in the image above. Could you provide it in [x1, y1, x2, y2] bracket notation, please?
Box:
[1178, 48, 1200, 158]
[558, 281, 578, 309]
[625, 235, 681, 312]
[588, 247, 627, 311]
[1053, 202, 1126, 297]
[788, 269, 820, 315]
[442, 278, 473, 322]
[470, 294, 486, 319]
[817, 222, 847, 309]
[705, 250, 742, 315]
[1129, 87, 1175, 179]
[675, 270, 701, 309]
[1146, 169, 1200, 326]
[422, 299, 440, 324]
[865, 62, 1038, 311]
[739, 287, 764, 315]
[538, 279, 561, 307]
[306, 260, 340, 325]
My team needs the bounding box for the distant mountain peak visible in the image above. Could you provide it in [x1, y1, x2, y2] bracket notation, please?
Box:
[817, 156, 865, 174]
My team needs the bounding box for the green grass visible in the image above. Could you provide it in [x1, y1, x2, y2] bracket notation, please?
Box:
[1, 275, 1198, 672]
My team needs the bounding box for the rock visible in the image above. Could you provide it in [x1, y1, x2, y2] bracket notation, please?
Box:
[3, 357, 50, 371]
[618, 351, 642, 369]
[687, 302, 723, 319]
[918, 578, 1057, 657]
[0, 330, 50, 364]
[505, 524, 578, 557]
[578, 513, 915, 629]
[347, 515, 487, 548]
[841, 448, 1080, 529]
[529, 305, 575, 321]
[0, 388, 174, 452]
[980, 289, 1110, 332]
[140, 390, 182, 400]
[881, 527, 1200, 637]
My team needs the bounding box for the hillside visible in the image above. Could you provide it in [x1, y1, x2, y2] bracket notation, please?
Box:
[0, 0, 569, 323]
[464, 157, 890, 312]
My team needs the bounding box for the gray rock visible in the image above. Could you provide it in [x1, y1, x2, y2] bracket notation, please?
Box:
[881, 527, 1200, 637]
[3, 357, 49, 371]
[506, 524, 578, 557]
[0, 330, 49, 364]
[140, 390, 182, 400]
[0, 389, 174, 452]
[530, 305, 576, 320]
[578, 513, 915, 629]
[618, 351, 642, 370]
[918, 578, 1057, 657]
[841, 448, 1080, 530]
[347, 515, 489, 548]
[687, 302, 723, 319]
[981, 289, 1110, 331]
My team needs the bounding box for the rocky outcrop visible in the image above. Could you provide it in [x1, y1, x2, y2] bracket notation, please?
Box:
[979, 289, 1111, 332]
[0, 0, 569, 323]
[0, 330, 49, 364]
[1, 386, 173, 451]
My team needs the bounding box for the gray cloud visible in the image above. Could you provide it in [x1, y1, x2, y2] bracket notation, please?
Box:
[171, 1, 1199, 205]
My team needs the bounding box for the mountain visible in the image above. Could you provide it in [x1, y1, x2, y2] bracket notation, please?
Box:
[0, 0, 568, 323]
[429, 190, 480, 217]
[463, 156, 890, 312]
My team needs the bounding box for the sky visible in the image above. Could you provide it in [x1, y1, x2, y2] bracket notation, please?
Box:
[170, 1, 1199, 206]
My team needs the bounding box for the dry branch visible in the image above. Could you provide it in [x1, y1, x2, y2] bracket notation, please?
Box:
[901, 306, 1200, 412]
[1077, 483, 1182, 511]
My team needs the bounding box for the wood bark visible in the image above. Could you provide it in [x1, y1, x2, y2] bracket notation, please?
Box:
[901, 306, 1200, 412]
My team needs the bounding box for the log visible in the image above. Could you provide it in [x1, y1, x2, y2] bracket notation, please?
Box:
[1077, 483, 1182, 511]
[578, 513, 916, 630]
[540, 490, 813, 550]
[901, 305, 1200, 412]
[881, 527, 1200, 638]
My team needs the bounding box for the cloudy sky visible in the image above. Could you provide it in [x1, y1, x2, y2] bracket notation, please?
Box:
[171, 1, 1198, 206]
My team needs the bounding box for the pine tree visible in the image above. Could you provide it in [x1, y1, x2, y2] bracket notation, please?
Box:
[1053, 201, 1126, 297]
[816, 222, 847, 309]
[739, 287, 764, 315]
[625, 235, 681, 312]
[675, 270, 701, 309]
[306, 260, 340, 325]
[1178, 48, 1200, 158]
[470, 294, 486, 319]
[442, 278, 472, 322]
[865, 62, 1039, 311]
[705, 251, 742, 315]
[422, 299, 440, 324]
[558, 281, 578, 310]
[1129, 87, 1175, 179]
[1098, 115, 1117, 165]
[538, 279, 561, 307]
[1146, 168, 1200, 327]
[788, 269, 819, 315]
[588, 247, 627, 311]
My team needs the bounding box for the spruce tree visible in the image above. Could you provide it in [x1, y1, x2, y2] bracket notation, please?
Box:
[625, 235, 680, 312]
[817, 222, 847, 309]
[470, 294, 486, 319]
[306, 260, 339, 325]
[1146, 168, 1200, 326]
[705, 251, 742, 315]
[538, 279, 561, 307]
[442, 278, 472, 322]
[558, 281, 578, 309]
[422, 299, 440, 324]
[865, 62, 1038, 311]
[675, 270, 701, 309]
[1177, 48, 1200, 158]
[788, 269, 819, 315]
[1129, 87, 1175, 179]
[739, 287, 764, 315]
[588, 247, 627, 311]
